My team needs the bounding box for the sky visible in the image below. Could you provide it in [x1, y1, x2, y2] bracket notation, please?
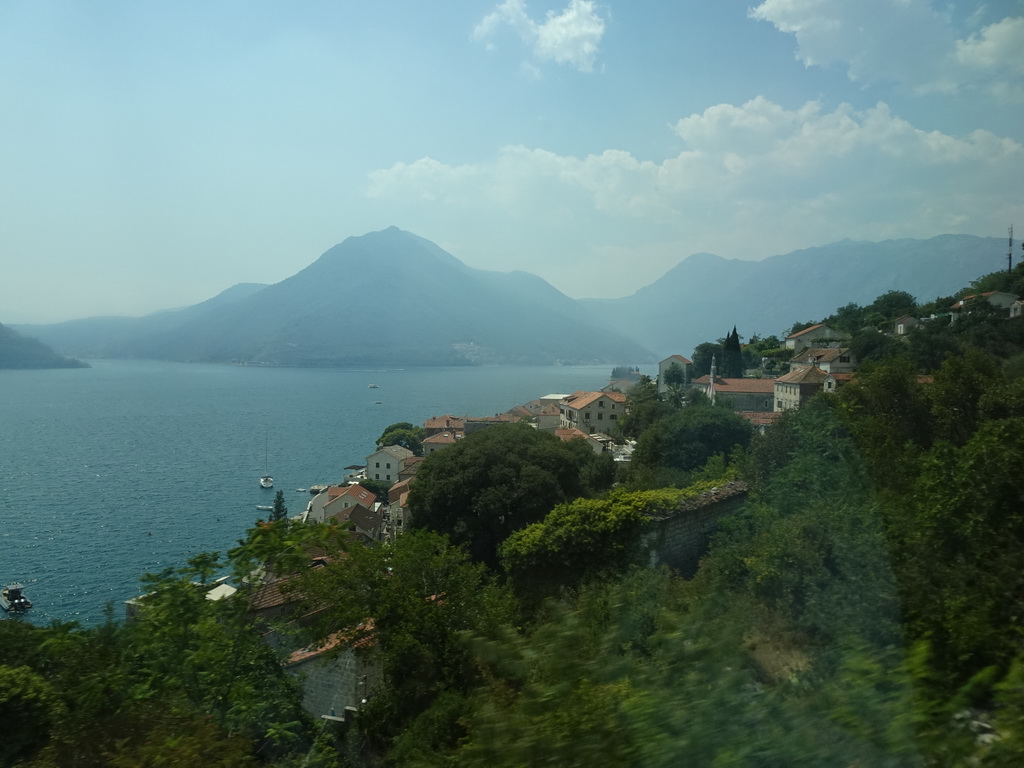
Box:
[2, 0, 1023, 323]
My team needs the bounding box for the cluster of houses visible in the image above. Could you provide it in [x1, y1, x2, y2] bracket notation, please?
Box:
[303, 288, 1024, 548]
[655, 321, 857, 431]
[656, 287, 1023, 430]
[139, 287, 1022, 723]
[294, 388, 638, 547]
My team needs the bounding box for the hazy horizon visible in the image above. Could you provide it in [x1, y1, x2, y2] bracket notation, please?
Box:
[2, 1, 1022, 323]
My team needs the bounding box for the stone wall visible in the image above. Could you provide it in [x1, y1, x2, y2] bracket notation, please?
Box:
[285, 647, 377, 722]
[642, 480, 749, 578]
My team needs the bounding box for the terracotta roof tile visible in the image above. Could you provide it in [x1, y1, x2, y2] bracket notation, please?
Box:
[663, 354, 693, 365]
[561, 390, 627, 410]
[691, 375, 775, 393]
[787, 323, 825, 339]
[775, 366, 831, 384]
[790, 347, 850, 364]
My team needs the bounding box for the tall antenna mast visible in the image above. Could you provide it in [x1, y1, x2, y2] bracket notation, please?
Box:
[1010, 225, 1014, 273]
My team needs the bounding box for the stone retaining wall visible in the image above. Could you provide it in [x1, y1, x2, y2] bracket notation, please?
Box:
[642, 480, 749, 577]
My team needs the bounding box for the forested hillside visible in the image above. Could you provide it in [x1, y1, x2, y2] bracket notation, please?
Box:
[0, 323, 87, 369]
[4, 263, 1024, 766]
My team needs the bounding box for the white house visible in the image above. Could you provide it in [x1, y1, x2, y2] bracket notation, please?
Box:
[559, 391, 627, 435]
[305, 483, 378, 525]
[658, 355, 692, 394]
[774, 366, 836, 412]
[788, 347, 856, 374]
[365, 445, 413, 484]
[785, 323, 847, 352]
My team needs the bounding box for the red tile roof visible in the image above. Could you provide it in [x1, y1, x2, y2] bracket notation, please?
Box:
[561, 390, 627, 410]
[789, 347, 850, 364]
[424, 415, 465, 430]
[691, 375, 775, 393]
[736, 411, 784, 427]
[423, 431, 461, 444]
[787, 323, 829, 339]
[554, 427, 592, 442]
[775, 366, 831, 384]
[664, 354, 693, 365]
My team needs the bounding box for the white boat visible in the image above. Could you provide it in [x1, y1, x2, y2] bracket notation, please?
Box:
[259, 431, 273, 488]
[1, 583, 32, 612]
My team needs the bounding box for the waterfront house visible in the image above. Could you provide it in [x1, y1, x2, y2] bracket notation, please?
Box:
[365, 445, 414, 484]
[559, 390, 627, 435]
[306, 483, 377, 525]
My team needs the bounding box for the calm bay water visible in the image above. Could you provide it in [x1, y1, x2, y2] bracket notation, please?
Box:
[0, 359, 630, 626]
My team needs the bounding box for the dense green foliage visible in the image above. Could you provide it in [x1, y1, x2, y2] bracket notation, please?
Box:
[0, 550, 329, 767]
[628, 403, 751, 488]
[375, 422, 427, 457]
[8, 263, 1024, 766]
[406, 422, 613, 566]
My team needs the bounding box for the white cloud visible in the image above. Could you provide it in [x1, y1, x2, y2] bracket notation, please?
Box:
[750, 0, 1024, 98]
[473, 0, 606, 72]
[956, 16, 1024, 74]
[366, 97, 1024, 296]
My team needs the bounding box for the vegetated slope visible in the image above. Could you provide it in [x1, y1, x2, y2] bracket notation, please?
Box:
[578, 234, 1004, 356]
[0, 323, 88, 369]
[21, 228, 654, 366]
[14, 282, 269, 359]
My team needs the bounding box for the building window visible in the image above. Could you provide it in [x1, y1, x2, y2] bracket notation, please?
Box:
[375, 462, 380, 468]
[375, 473, 380, 480]
[610, 414, 617, 420]
[386, 463, 391, 469]
[598, 412, 603, 420]
[598, 400, 604, 407]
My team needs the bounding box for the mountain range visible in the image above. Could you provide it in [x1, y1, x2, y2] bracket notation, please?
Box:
[12, 229, 1006, 366]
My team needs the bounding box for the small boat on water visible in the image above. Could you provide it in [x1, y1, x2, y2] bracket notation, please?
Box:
[368, 383, 379, 389]
[256, 505, 273, 511]
[1, 583, 32, 613]
[259, 431, 274, 488]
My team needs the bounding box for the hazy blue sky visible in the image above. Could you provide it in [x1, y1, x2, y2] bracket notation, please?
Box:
[2, 0, 1023, 323]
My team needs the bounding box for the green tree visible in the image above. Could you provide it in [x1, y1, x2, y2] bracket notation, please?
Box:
[896, 419, 1024, 687]
[618, 374, 672, 439]
[828, 302, 868, 334]
[868, 289, 917, 322]
[407, 423, 600, 567]
[722, 326, 744, 377]
[0, 665, 67, 766]
[837, 357, 932, 493]
[295, 530, 514, 762]
[662, 361, 686, 388]
[849, 327, 910, 364]
[377, 421, 426, 456]
[629, 404, 751, 487]
[270, 489, 289, 522]
[691, 341, 724, 378]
